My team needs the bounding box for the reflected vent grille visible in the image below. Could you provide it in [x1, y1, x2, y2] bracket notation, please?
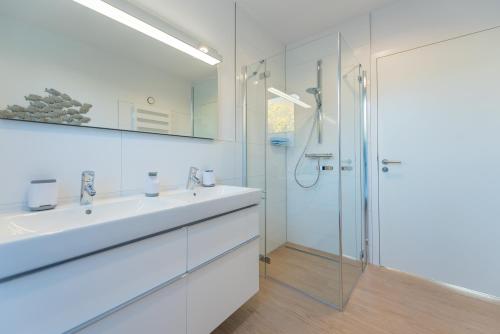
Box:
[134, 108, 170, 134]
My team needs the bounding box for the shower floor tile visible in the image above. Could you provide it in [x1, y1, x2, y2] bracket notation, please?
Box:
[265, 243, 361, 306]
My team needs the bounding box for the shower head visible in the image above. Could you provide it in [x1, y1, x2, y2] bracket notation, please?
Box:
[306, 87, 319, 95]
[306, 87, 322, 108]
[246, 59, 265, 81]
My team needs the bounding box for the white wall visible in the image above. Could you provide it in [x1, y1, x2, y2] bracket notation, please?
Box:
[193, 77, 218, 138]
[0, 0, 283, 211]
[369, 0, 500, 265]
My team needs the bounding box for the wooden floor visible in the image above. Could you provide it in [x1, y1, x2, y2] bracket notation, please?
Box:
[213, 265, 500, 334]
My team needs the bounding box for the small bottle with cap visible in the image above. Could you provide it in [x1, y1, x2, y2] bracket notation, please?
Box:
[145, 172, 160, 197]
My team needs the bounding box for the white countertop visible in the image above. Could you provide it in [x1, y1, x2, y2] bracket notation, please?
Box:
[0, 185, 261, 281]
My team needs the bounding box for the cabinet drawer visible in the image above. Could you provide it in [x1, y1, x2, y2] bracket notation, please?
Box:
[0, 228, 187, 334]
[78, 278, 187, 334]
[187, 206, 259, 270]
[187, 238, 259, 334]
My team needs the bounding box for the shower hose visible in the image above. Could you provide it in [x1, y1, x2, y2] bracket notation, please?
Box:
[294, 114, 320, 188]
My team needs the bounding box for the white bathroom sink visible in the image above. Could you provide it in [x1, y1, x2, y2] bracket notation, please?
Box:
[0, 185, 261, 281]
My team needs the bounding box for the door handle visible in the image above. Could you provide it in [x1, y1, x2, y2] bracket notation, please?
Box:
[381, 159, 401, 165]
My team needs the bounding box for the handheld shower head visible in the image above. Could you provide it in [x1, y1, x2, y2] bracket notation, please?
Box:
[306, 87, 322, 108]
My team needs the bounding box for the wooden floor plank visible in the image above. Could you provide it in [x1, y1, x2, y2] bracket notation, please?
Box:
[213, 265, 500, 334]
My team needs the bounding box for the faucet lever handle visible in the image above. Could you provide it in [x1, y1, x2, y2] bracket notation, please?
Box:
[82, 170, 95, 181]
[187, 167, 201, 189]
[190, 167, 200, 180]
[86, 183, 97, 196]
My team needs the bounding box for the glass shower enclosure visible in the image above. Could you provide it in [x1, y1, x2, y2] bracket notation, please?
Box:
[243, 33, 368, 310]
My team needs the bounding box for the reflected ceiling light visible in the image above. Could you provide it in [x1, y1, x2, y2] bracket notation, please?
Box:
[72, 0, 221, 65]
[267, 87, 311, 109]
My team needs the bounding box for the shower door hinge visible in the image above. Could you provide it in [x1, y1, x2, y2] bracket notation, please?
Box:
[362, 238, 369, 262]
[259, 255, 271, 264]
[259, 71, 271, 80]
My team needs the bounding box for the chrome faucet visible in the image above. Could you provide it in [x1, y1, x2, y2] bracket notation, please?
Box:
[80, 171, 96, 205]
[186, 167, 201, 190]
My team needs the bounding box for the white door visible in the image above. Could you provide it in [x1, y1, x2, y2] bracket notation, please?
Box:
[377, 27, 500, 297]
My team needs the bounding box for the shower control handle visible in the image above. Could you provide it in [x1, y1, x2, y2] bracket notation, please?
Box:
[381, 159, 402, 165]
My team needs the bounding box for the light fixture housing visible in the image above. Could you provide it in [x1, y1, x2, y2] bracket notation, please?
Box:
[267, 87, 311, 109]
[72, 0, 221, 66]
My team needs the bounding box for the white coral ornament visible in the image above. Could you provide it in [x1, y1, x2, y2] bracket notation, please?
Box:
[0, 89, 93, 125]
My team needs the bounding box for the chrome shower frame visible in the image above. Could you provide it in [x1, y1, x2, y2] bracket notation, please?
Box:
[315, 60, 323, 144]
[241, 33, 369, 311]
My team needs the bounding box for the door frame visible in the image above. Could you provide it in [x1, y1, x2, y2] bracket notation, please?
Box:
[369, 24, 500, 266]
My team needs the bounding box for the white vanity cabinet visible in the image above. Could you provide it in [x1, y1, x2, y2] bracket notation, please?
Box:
[0, 205, 259, 334]
[79, 278, 187, 334]
[0, 228, 188, 334]
[186, 206, 260, 334]
[187, 239, 259, 334]
[187, 206, 259, 270]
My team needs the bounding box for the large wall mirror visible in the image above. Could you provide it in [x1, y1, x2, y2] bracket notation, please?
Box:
[0, 0, 222, 139]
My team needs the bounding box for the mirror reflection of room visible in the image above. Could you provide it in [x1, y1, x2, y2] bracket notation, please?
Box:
[0, 0, 220, 139]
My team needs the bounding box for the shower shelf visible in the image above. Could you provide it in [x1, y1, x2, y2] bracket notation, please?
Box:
[305, 153, 333, 159]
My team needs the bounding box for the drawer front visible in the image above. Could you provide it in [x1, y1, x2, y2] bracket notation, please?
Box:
[187, 239, 259, 334]
[0, 228, 187, 334]
[78, 278, 187, 334]
[187, 206, 259, 270]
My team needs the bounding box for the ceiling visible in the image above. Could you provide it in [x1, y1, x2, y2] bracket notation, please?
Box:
[236, 0, 395, 44]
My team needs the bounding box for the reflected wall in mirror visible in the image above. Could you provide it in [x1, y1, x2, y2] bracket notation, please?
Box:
[0, 0, 221, 139]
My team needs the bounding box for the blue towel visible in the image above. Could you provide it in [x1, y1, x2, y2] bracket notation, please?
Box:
[270, 136, 289, 146]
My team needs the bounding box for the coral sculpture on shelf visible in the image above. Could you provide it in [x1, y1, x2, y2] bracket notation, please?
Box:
[0, 88, 92, 125]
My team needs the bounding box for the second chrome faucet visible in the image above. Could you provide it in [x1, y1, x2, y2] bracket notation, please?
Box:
[186, 167, 201, 190]
[80, 171, 96, 205]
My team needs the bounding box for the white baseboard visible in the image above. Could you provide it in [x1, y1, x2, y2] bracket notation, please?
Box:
[381, 266, 500, 305]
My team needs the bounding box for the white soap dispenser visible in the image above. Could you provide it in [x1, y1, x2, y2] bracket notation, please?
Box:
[202, 170, 216, 187]
[145, 172, 160, 197]
[28, 179, 58, 211]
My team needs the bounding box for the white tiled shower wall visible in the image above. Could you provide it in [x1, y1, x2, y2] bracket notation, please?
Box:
[0, 0, 283, 210]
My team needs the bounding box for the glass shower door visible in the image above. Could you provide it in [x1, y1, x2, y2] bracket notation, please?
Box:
[263, 36, 343, 308]
[338, 33, 365, 306]
[244, 59, 267, 269]
[244, 32, 367, 310]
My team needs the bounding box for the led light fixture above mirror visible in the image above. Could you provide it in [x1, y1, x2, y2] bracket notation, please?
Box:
[72, 0, 221, 65]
